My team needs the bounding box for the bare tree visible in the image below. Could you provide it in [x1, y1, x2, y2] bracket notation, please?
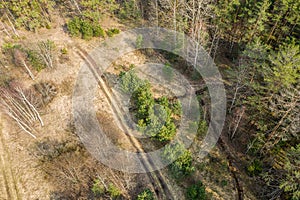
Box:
[37, 40, 56, 69]
[0, 83, 44, 138]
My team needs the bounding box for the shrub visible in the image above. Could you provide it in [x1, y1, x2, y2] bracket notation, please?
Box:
[67, 17, 105, 39]
[118, 0, 141, 20]
[80, 20, 94, 40]
[67, 17, 81, 37]
[162, 143, 194, 179]
[107, 183, 121, 199]
[133, 83, 154, 121]
[120, 70, 181, 142]
[61, 47, 68, 55]
[27, 49, 46, 71]
[106, 28, 120, 37]
[162, 63, 174, 81]
[171, 99, 182, 116]
[93, 24, 105, 37]
[136, 34, 143, 48]
[92, 179, 105, 196]
[247, 159, 263, 176]
[137, 189, 154, 200]
[119, 70, 146, 93]
[186, 181, 206, 200]
[197, 120, 208, 137]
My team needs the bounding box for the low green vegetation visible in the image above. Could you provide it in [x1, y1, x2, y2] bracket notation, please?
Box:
[186, 181, 206, 200]
[106, 28, 120, 37]
[136, 189, 154, 200]
[67, 17, 105, 40]
[107, 183, 122, 199]
[92, 179, 105, 196]
[247, 159, 263, 176]
[119, 69, 181, 142]
[0, 0, 54, 31]
[120, 68, 202, 181]
[91, 179, 121, 199]
[2, 42, 50, 72]
[162, 142, 194, 179]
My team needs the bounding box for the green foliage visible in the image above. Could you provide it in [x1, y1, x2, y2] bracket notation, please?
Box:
[107, 183, 121, 199]
[92, 179, 105, 196]
[119, 70, 180, 142]
[186, 181, 206, 200]
[137, 189, 154, 200]
[280, 144, 300, 200]
[93, 25, 105, 37]
[61, 47, 68, 55]
[118, 0, 141, 20]
[106, 28, 120, 37]
[247, 159, 263, 176]
[221, 180, 228, 187]
[197, 120, 208, 138]
[0, 0, 54, 31]
[2, 43, 21, 53]
[119, 70, 146, 93]
[67, 17, 82, 37]
[170, 99, 182, 116]
[162, 143, 194, 179]
[67, 17, 105, 39]
[162, 63, 174, 81]
[2, 42, 46, 71]
[80, 20, 94, 40]
[26, 50, 46, 71]
[266, 39, 300, 89]
[136, 34, 143, 48]
[133, 83, 155, 121]
[213, 0, 300, 46]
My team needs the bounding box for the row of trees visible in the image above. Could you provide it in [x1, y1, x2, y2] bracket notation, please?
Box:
[219, 1, 299, 198]
[231, 38, 300, 199]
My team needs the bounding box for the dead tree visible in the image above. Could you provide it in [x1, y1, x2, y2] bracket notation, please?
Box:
[0, 84, 44, 138]
[37, 40, 55, 69]
[13, 48, 35, 80]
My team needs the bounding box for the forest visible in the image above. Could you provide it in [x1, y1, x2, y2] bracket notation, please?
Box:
[0, 0, 299, 200]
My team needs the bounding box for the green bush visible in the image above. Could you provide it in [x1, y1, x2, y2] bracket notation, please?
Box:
[133, 83, 155, 121]
[26, 50, 46, 71]
[120, 70, 181, 142]
[162, 63, 174, 81]
[107, 183, 121, 199]
[67, 17, 81, 37]
[93, 24, 105, 37]
[106, 28, 120, 37]
[186, 181, 206, 200]
[67, 17, 106, 39]
[92, 179, 105, 196]
[119, 70, 146, 93]
[118, 0, 141, 20]
[80, 20, 94, 40]
[247, 159, 263, 176]
[61, 47, 68, 55]
[162, 143, 194, 179]
[171, 99, 182, 116]
[136, 34, 143, 48]
[137, 189, 154, 200]
[197, 120, 208, 137]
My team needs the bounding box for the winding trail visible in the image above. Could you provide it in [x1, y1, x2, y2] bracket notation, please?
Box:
[75, 47, 177, 200]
